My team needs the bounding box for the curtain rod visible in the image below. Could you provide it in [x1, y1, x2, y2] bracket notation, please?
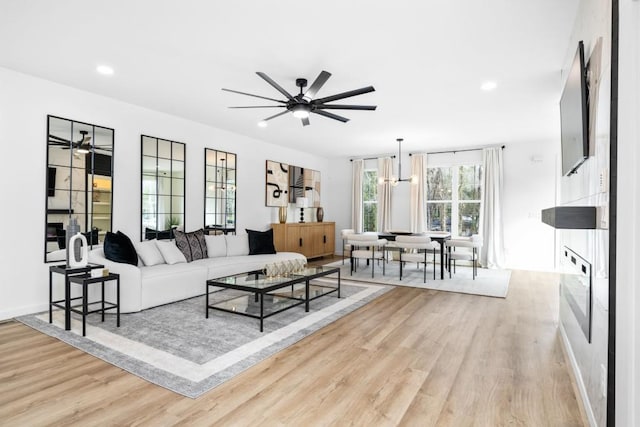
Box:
[350, 155, 396, 162]
[409, 145, 505, 156]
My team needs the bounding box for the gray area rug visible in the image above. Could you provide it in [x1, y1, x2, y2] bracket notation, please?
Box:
[324, 259, 511, 298]
[17, 279, 390, 398]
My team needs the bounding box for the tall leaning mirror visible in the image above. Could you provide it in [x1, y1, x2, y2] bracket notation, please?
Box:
[141, 135, 185, 240]
[45, 115, 114, 262]
[204, 148, 236, 234]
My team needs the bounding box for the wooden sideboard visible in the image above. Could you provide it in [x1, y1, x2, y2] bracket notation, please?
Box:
[271, 222, 335, 259]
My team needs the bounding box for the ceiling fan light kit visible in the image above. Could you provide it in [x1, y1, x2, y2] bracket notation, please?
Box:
[222, 70, 377, 126]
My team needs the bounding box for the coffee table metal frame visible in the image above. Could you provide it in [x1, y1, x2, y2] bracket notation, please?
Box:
[206, 266, 340, 332]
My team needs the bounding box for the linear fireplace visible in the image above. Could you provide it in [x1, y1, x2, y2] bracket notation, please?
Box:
[560, 246, 592, 342]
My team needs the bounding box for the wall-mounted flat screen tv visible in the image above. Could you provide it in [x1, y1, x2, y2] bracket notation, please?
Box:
[560, 40, 589, 176]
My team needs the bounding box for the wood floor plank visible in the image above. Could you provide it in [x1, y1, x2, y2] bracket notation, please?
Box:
[0, 267, 586, 426]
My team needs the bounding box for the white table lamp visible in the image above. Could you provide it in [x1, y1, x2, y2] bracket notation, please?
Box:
[296, 197, 309, 223]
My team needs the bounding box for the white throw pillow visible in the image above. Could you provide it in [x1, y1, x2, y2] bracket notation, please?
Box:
[204, 234, 227, 258]
[225, 234, 249, 256]
[155, 240, 187, 265]
[135, 240, 165, 266]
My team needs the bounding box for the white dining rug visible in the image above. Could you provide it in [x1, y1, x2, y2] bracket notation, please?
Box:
[323, 259, 510, 298]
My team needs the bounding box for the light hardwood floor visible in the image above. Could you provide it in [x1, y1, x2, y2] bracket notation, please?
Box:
[0, 268, 586, 426]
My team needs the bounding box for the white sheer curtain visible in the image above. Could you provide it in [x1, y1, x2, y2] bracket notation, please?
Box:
[351, 159, 364, 233]
[377, 157, 393, 232]
[480, 147, 505, 268]
[410, 154, 427, 233]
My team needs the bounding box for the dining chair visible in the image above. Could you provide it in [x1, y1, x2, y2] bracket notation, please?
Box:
[394, 235, 440, 282]
[340, 228, 355, 265]
[446, 234, 483, 279]
[346, 234, 388, 278]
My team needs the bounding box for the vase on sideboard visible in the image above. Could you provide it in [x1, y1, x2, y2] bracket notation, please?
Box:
[278, 206, 287, 223]
[316, 207, 324, 222]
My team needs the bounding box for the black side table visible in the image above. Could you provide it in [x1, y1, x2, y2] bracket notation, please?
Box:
[49, 263, 104, 331]
[67, 273, 120, 336]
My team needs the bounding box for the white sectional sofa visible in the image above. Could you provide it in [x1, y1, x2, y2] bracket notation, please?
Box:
[89, 233, 306, 313]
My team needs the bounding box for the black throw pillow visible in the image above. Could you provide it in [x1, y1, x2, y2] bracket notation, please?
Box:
[246, 228, 276, 255]
[104, 231, 138, 265]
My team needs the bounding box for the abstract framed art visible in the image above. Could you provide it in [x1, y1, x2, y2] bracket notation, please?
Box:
[265, 160, 289, 206]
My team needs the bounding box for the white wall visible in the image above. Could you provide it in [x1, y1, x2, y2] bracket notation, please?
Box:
[0, 67, 329, 320]
[616, 0, 640, 425]
[502, 140, 558, 271]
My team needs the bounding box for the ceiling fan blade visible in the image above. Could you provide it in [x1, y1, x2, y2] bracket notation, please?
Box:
[263, 110, 290, 121]
[304, 71, 332, 100]
[315, 104, 377, 111]
[48, 139, 69, 146]
[301, 117, 310, 126]
[256, 72, 294, 100]
[312, 86, 375, 104]
[228, 105, 286, 109]
[48, 134, 71, 143]
[312, 110, 350, 123]
[222, 88, 286, 103]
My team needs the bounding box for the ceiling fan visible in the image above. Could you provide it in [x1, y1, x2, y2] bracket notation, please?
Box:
[222, 71, 376, 126]
[48, 130, 110, 153]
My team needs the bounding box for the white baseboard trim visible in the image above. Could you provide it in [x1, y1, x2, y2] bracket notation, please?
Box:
[559, 322, 597, 427]
[0, 303, 49, 322]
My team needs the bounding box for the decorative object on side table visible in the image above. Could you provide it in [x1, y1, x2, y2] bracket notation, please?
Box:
[296, 197, 309, 223]
[65, 217, 80, 265]
[316, 207, 324, 222]
[278, 206, 287, 223]
[67, 232, 89, 268]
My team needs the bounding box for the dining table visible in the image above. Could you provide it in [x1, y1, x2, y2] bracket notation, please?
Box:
[378, 231, 452, 279]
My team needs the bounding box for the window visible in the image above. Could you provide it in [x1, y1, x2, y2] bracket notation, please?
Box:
[362, 169, 378, 232]
[426, 164, 482, 237]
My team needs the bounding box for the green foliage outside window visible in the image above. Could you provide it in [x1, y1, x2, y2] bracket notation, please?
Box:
[426, 165, 482, 237]
[363, 170, 377, 232]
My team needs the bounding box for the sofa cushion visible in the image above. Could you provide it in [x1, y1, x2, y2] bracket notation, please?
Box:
[246, 229, 276, 255]
[225, 234, 249, 256]
[156, 240, 187, 265]
[174, 229, 208, 262]
[204, 234, 227, 258]
[135, 240, 165, 266]
[196, 252, 307, 280]
[104, 231, 138, 265]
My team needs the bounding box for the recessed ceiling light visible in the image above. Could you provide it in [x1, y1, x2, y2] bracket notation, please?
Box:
[257, 121, 268, 128]
[480, 81, 497, 91]
[96, 65, 114, 76]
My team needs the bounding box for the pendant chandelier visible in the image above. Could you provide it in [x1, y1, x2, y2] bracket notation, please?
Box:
[379, 138, 418, 186]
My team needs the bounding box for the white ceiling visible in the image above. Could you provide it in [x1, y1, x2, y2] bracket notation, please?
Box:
[0, 0, 579, 158]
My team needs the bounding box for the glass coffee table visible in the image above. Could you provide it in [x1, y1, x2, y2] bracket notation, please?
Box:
[206, 266, 340, 332]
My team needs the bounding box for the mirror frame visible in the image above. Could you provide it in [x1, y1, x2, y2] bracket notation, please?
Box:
[140, 135, 186, 240]
[204, 148, 237, 234]
[44, 115, 114, 262]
